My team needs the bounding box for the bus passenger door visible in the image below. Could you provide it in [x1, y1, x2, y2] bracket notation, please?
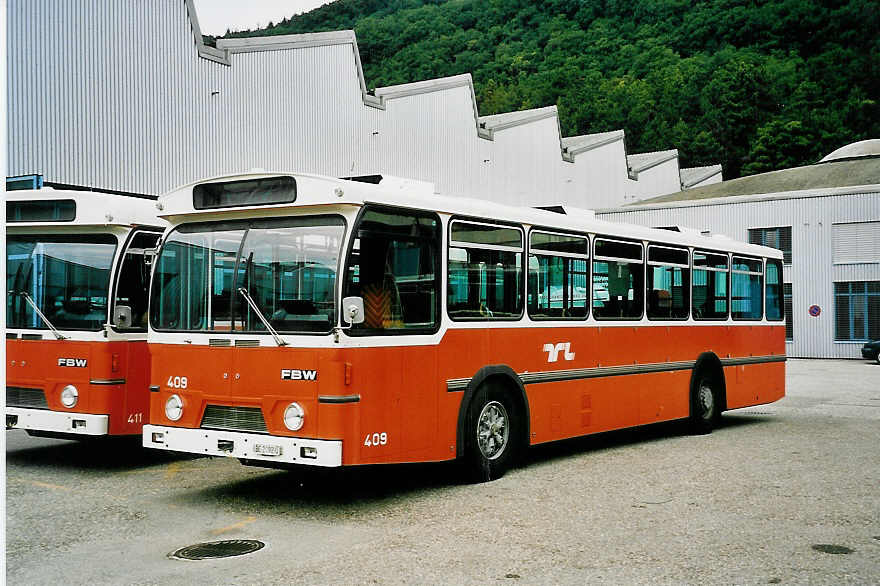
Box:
[355, 342, 437, 463]
[342, 205, 442, 464]
[111, 229, 161, 432]
[355, 347, 403, 463]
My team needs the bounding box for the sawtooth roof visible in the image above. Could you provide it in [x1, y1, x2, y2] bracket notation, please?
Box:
[680, 164, 722, 189]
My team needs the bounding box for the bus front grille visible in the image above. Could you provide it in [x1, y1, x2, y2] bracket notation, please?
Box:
[201, 405, 269, 434]
[6, 387, 49, 409]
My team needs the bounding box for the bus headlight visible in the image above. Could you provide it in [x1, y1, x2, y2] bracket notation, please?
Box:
[60, 385, 78, 408]
[165, 394, 183, 421]
[283, 402, 305, 431]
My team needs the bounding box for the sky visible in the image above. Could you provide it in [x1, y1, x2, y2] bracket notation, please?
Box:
[192, 0, 336, 36]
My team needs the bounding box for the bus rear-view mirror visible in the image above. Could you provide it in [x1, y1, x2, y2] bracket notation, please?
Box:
[143, 247, 158, 265]
[342, 297, 364, 325]
[113, 305, 133, 328]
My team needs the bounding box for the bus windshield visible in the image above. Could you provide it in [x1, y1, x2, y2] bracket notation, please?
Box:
[150, 216, 344, 334]
[6, 234, 118, 331]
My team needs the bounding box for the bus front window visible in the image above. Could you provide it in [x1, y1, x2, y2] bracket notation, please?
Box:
[150, 216, 344, 334]
[6, 234, 117, 331]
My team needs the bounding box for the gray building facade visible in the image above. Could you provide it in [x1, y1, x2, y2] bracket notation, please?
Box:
[597, 150, 880, 358]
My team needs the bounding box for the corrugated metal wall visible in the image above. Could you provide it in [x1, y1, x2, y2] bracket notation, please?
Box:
[211, 46, 377, 180]
[596, 189, 880, 358]
[562, 140, 630, 209]
[8, 0, 379, 194]
[627, 160, 682, 202]
[484, 116, 564, 207]
[7, 0, 656, 207]
[376, 84, 481, 197]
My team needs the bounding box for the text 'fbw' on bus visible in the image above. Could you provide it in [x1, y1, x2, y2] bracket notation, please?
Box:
[6, 180, 164, 438]
[142, 171, 785, 482]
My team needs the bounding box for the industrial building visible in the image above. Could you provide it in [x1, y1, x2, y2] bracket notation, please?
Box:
[7, 0, 708, 206]
[598, 142, 880, 359]
[11, 0, 876, 359]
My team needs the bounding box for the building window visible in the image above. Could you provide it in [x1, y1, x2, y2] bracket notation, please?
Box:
[748, 227, 792, 264]
[784, 283, 793, 341]
[834, 281, 880, 341]
[832, 221, 880, 264]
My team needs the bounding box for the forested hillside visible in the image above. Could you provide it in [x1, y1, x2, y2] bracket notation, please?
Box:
[221, 0, 879, 178]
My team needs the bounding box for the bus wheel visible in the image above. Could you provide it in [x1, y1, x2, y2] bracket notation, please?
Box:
[464, 383, 519, 483]
[689, 373, 719, 434]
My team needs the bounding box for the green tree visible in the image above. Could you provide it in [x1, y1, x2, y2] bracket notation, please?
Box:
[742, 119, 818, 176]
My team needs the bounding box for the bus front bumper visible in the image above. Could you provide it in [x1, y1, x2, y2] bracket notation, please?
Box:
[6, 407, 109, 435]
[143, 425, 342, 467]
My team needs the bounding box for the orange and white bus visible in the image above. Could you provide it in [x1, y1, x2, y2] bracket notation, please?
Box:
[6, 182, 163, 438]
[143, 172, 785, 481]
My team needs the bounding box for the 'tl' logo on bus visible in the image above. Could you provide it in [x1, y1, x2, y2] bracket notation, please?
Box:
[543, 343, 575, 363]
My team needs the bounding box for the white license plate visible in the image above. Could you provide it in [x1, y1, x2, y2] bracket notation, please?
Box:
[254, 443, 283, 457]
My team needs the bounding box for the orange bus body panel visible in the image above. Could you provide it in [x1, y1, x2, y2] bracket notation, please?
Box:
[148, 324, 785, 466]
[7, 338, 151, 435]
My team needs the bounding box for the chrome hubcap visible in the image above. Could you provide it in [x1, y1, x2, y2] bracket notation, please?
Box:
[699, 383, 714, 419]
[477, 400, 509, 460]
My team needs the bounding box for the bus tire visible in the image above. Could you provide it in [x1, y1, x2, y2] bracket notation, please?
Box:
[689, 370, 721, 434]
[463, 381, 520, 483]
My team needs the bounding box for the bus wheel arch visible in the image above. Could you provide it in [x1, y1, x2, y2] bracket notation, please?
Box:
[456, 365, 529, 482]
[689, 352, 726, 434]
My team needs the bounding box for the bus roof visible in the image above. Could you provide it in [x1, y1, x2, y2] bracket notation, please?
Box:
[158, 171, 782, 259]
[6, 187, 163, 229]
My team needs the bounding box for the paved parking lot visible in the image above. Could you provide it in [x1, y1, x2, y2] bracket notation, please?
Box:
[5, 359, 880, 585]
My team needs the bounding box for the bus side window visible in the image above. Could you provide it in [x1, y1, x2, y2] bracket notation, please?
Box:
[646, 245, 689, 320]
[114, 231, 161, 330]
[692, 251, 729, 320]
[447, 220, 523, 320]
[732, 256, 764, 320]
[343, 206, 440, 334]
[765, 259, 784, 321]
[528, 230, 589, 320]
[593, 238, 643, 320]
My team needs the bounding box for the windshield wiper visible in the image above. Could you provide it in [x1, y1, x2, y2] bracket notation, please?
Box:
[12, 291, 68, 340]
[236, 287, 288, 347]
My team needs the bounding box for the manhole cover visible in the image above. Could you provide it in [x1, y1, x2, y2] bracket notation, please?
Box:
[812, 544, 854, 555]
[169, 539, 265, 561]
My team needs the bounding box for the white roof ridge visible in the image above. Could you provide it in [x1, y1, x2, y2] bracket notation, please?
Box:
[374, 74, 474, 99]
[680, 164, 723, 188]
[478, 105, 558, 130]
[628, 150, 679, 174]
[216, 30, 357, 52]
[561, 130, 625, 155]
